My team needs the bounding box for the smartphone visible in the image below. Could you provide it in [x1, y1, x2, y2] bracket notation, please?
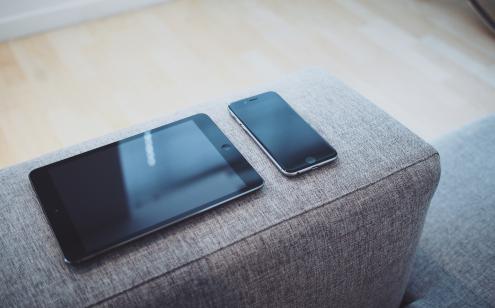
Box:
[228, 91, 337, 176]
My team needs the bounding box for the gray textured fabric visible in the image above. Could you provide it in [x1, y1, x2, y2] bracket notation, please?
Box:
[404, 115, 495, 308]
[0, 69, 440, 307]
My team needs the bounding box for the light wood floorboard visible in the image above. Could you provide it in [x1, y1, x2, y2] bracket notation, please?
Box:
[1, 0, 494, 168]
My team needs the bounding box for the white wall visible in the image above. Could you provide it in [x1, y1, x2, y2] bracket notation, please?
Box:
[0, 0, 69, 18]
[0, 0, 168, 42]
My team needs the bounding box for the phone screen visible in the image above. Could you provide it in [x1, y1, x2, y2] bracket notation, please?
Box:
[229, 92, 337, 174]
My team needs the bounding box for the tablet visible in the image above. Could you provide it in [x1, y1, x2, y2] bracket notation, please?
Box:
[30, 114, 264, 263]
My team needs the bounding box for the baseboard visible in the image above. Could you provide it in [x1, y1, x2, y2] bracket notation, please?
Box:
[0, 0, 169, 42]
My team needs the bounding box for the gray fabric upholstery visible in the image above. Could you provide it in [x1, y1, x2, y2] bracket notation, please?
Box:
[404, 115, 495, 308]
[0, 69, 440, 307]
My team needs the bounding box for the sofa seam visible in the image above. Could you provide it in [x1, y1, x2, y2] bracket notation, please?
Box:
[88, 152, 439, 307]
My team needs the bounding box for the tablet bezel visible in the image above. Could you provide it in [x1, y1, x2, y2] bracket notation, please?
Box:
[29, 113, 263, 263]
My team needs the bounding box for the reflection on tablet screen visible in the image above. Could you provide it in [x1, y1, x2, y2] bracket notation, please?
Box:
[48, 120, 245, 252]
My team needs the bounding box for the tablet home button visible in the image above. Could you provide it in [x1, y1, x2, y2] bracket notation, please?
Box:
[221, 144, 232, 151]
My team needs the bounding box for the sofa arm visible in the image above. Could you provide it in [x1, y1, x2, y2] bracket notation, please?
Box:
[0, 69, 440, 307]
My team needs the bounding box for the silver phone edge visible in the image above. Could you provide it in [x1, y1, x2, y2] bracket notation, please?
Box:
[228, 108, 337, 177]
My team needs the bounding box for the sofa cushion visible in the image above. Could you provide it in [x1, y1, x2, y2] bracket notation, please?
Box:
[404, 114, 495, 307]
[0, 69, 440, 307]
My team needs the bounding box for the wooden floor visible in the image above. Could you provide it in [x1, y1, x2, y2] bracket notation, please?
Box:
[1, 0, 494, 169]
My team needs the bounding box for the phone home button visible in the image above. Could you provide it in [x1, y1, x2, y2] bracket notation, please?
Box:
[305, 156, 316, 164]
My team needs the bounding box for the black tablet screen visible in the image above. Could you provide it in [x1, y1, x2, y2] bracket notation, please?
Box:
[47, 119, 246, 253]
